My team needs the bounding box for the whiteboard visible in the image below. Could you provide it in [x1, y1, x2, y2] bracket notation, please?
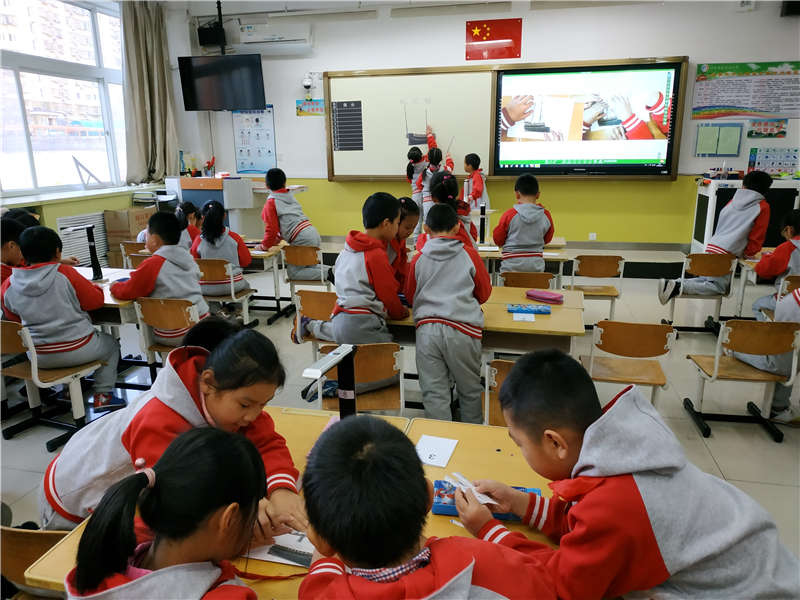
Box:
[328, 72, 493, 178]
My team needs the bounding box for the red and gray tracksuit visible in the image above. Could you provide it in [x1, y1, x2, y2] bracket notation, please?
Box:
[386, 237, 410, 289]
[416, 156, 455, 224]
[39, 346, 298, 530]
[1, 262, 119, 393]
[460, 169, 490, 210]
[477, 386, 800, 599]
[493, 203, 554, 273]
[751, 236, 800, 318]
[109, 245, 209, 346]
[260, 188, 329, 281]
[415, 221, 477, 253]
[406, 236, 492, 423]
[190, 228, 252, 296]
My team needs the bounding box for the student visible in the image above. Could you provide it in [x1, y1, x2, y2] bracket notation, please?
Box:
[416, 147, 454, 226]
[492, 174, 554, 274]
[1, 226, 122, 411]
[175, 201, 202, 250]
[406, 204, 491, 423]
[38, 329, 303, 532]
[460, 153, 490, 210]
[1, 217, 25, 284]
[387, 196, 420, 289]
[2, 207, 39, 229]
[190, 200, 252, 296]
[415, 171, 477, 252]
[659, 171, 772, 303]
[453, 350, 800, 599]
[293, 193, 408, 345]
[406, 126, 437, 235]
[750, 209, 800, 319]
[257, 168, 331, 282]
[110, 212, 208, 346]
[300, 415, 556, 599]
[66, 428, 263, 599]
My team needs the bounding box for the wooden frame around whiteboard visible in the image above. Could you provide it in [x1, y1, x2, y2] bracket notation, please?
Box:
[324, 56, 688, 182]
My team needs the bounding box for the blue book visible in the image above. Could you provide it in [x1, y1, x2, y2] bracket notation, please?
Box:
[432, 480, 541, 521]
[507, 303, 551, 315]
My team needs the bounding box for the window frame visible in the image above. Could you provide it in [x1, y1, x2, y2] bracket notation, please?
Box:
[0, 0, 124, 197]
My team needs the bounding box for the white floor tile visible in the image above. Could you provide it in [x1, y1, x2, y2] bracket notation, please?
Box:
[1, 467, 43, 505]
[7, 487, 41, 528]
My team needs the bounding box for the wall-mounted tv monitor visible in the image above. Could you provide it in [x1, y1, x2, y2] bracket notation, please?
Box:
[493, 59, 686, 178]
[178, 54, 266, 111]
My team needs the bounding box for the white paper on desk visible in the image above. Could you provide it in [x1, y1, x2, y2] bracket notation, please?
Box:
[513, 313, 536, 322]
[478, 245, 499, 252]
[245, 531, 314, 567]
[543, 252, 560, 257]
[416, 435, 458, 468]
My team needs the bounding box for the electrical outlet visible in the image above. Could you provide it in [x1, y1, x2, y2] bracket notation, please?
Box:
[589, 232, 597, 241]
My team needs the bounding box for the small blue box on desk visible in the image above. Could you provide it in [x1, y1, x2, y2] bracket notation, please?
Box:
[432, 480, 540, 521]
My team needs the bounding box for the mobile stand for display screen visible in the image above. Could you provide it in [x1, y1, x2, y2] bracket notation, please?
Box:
[404, 104, 428, 145]
[61, 224, 104, 282]
[302, 344, 357, 418]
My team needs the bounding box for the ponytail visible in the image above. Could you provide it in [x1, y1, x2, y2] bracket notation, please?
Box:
[428, 147, 442, 167]
[175, 201, 198, 231]
[406, 147, 423, 181]
[205, 329, 286, 389]
[200, 200, 225, 244]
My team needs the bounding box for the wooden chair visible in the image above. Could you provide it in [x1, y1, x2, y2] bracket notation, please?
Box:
[0, 321, 100, 451]
[500, 272, 554, 289]
[1, 525, 67, 597]
[294, 290, 338, 360]
[128, 253, 150, 268]
[134, 298, 200, 382]
[281, 245, 331, 300]
[684, 320, 800, 443]
[119, 241, 145, 269]
[565, 255, 624, 320]
[196, 258, 257, 326]
[580, 320, 676, 405]
[317, 343, 404, 414]
[484, 359, 513, 426]
[667, 253, 736, 324]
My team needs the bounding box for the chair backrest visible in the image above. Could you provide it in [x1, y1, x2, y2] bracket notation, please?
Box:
[128, 253, 150, 269]
[594, 320, 675, 358]
[320, 343, 400, 382]
[296, 290, 337, 321]
[194, 258, 231, 282]
[781, 275, 800, 297]
[685, 253, 735, 278]
[573, 255, 624, 278]
[119, 241, 145, 258]
[1, 320, 26, 354]
[722, 319, 800, 356]
[486, 359, 514, 426]
[283, 245, 320, 267]
[135, 297, 197, 330]
[0, 525, 67, 588]
[500, 272, 553, 289]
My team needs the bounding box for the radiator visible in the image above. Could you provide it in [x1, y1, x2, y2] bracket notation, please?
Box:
[56, 212, 108, 268]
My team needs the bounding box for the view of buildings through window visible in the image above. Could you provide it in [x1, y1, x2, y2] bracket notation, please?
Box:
[0, 0, 124, 193]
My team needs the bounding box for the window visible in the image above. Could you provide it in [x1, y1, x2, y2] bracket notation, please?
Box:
[0, 1, 124, 195]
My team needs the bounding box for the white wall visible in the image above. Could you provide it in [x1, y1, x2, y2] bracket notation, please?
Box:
[166, 1, 800, 179]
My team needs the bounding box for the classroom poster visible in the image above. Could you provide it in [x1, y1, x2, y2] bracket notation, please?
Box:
[747, 147, 799, 177]
[296, 99, 325, 117]
[232, 108, 277, 174]
[691, 61, 800, 119]
[747, 118, 788, 138]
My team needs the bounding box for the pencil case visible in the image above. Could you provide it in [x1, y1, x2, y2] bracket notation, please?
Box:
[507, 304, 551, 315]
[431, 480, 540, 521]
[525, 289, 564, 304]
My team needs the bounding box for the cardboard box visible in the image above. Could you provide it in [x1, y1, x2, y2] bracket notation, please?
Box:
[104, 206, 155, 245]
[106, 250, 123, 268]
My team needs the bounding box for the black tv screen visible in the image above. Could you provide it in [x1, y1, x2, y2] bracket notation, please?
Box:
[178, 54, 266, 111]
[494, 59, 685, 178]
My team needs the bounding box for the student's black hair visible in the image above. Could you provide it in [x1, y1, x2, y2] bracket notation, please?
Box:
[465, 153, 481, 170]
[406, 147, 423, 181]
[515, 173, 540, 197]
[183, 316, 244, 353]
[500, 349, 602, 438]
[147, 211, 181, 245]
[426, 203, 458, 233]
[427, 147, 443, 167]
[362, 192, 401, 229]
[205, 329, 286, 389]
[398, 196, 420, 223]
[782, 209, 800, 235]
[18, 226, 62, 264]
[429, 170, 459, 210]
[200, 200, 226, 244]
[75, 427, 266, 594]
[3, 208, 39, 229]
[742, 170, 773, 197]
[266, 168, 287, 191]
[303, 415, 429, 568]
[175, 201, 198, 230]
[1, 218, 25, 246]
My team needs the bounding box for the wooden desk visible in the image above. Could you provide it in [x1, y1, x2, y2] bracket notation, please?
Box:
[488, 287, 584, 310]
[74, 267, 133, 308]
[477, 249, 571, 287]
[245, 242, 295, 325]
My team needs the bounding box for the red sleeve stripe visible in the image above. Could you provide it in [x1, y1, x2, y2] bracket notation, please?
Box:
[529, 494, 550, 529]
[309, 561, 345, 576]
[267, 473, 298, 491]
[622, 115, 642, 131]
[481, 523, 511, 543]
[44, 457, 84, 524]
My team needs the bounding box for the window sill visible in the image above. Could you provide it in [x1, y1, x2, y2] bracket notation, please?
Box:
[0, 184, 161, 208]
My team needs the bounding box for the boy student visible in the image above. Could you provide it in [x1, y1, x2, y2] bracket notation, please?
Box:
[300, 415, 556, 599]
[454, 350, 800, 599]
[492, 173, 554, 273]
[257, 168, 332, 282]
[406, 204, 492, 423]
[460, 153, 490, 210]
[110, 212, 208, 346]
[1, 227, 123, 410]
[292, 192, 409, 345]
[1, 217, 25, 284]
[750, 208, 800, 319]
[659, 170, 772, 303]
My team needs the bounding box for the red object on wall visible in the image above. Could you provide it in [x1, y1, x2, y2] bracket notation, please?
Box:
[466, 18, 522, 61]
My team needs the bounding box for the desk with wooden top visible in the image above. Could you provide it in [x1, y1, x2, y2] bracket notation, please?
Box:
[74, 267, 136, 324]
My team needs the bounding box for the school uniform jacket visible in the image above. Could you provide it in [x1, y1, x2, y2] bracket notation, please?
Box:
[415, 222, 476, 253]
[260, 188, 320, 248]
[331, 231, 406, 321]
[405, 236, 491, 339]
[493, 203, 554, 263]
[387, 238, 410, 288]
[477, 386, 800, 600]
[1, 262, 16, 284]
[190, 228, 252, 287]
[706, 188, 770, 258]
[460, 169, 490, 210]
[110, 245, 209, 340]
[1, 262, 103, 354]
[457, 202, 479, 242]
[42, 346, 298, 525]
[406, 132, 436, 194]
[778, 287, 800, 322]
[299, 536, 556, 600]
[755, 236, 800, 295]
[415, 158, 455, 198]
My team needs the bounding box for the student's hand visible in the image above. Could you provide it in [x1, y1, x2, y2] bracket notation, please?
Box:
[608, 125, 627, 141]
[426, 124, 433, 136]
[467, 195, 474, 204]
[60, 256, 80, 266]
[507, 95, 535, 123]
[267, 488, 309, 532]
[610, 95, 634, 120]
[399, 307, 410, 320]
[252, 498, 278, 546]
[472, 479, 530, 517]
[543, 130, 564, 142]
[455, 488, 493, 536]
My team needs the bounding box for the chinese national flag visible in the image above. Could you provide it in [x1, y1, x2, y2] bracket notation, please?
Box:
[466, 18, 522, 61]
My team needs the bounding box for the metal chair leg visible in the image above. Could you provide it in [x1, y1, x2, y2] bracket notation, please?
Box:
[609, 298, 616, 320]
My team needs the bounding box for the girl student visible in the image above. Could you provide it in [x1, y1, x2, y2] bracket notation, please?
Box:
[175, 201, 203, 250]
[387, 197, 420, 289]
[66, 427, 265, 599]
[190, 200, 252, 296]
[39, 329, 305, 536]
[415, 146, 454, 228]
[405, 125, 436, 234]
[415, 171, 477, 252]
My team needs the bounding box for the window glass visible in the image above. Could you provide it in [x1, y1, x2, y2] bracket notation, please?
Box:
[0, 68, 34, 190]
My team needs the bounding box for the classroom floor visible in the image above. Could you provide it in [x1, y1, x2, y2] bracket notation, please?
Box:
[2, 269, 798, 558]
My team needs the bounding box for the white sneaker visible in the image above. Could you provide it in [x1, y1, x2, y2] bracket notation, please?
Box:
[657, 279, 676, 305]
[770, 407, 800, 427]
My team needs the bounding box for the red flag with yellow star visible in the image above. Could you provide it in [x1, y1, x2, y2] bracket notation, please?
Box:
[466, 18, 522, 61]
